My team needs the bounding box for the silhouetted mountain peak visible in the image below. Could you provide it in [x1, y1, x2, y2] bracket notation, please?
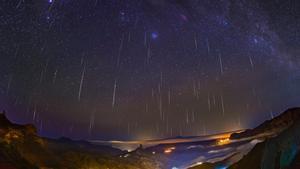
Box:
[0, 111, 38, 136]
[0, 111, 13, 127]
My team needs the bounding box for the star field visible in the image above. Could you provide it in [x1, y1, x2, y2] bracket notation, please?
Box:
[0, 0, 299, 140]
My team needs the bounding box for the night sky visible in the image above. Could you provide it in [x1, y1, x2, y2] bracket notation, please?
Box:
[0, 0, 299, 140]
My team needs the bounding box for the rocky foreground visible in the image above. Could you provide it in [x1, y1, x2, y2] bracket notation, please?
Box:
[0, 112, 161, 169]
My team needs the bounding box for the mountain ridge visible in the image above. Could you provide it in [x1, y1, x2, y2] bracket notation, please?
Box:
[0, 111, 160, 169]
[230, 107, 300, 139]
[190, 107, 300, 169]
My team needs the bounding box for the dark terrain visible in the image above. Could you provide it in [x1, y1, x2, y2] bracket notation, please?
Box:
[0, 108, 300, 169]
[190, 108, 300, 169]
[0, 112, 161, 169]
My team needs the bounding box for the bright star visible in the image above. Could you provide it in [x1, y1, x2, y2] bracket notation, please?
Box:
[151, 32, 158, 40]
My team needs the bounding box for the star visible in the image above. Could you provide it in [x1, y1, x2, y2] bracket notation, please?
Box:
[151, 32, 159, 40]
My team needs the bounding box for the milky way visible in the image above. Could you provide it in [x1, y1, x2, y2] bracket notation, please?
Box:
[0, 0, 299, 140]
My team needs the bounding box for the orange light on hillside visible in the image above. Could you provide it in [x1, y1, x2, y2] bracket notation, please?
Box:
[164, 147, 176, 154]
[164, 149, 172, 154]
[217, 138, 230, 145]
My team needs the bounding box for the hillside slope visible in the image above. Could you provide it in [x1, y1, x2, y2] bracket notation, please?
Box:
[190, 108, 300, 169]
[230, 108, 300, 140]
[0, 112, 161, 169]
